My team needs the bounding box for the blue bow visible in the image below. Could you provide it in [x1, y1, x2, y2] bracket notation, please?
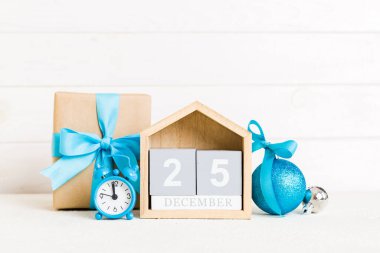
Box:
[41, 94, 140, 209]
[248, 120, 297, 215]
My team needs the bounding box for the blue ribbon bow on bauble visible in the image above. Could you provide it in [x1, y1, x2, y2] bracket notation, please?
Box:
[41, 94, 140, 209]
[248, 120, 306, 215]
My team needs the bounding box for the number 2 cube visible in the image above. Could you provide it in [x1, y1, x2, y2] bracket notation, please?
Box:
[196, 150, 242, 195]
[149, 149, 196, 196]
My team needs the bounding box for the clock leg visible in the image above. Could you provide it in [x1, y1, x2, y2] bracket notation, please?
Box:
[126, 212, 134, 220]
[95, 212, 103, 220]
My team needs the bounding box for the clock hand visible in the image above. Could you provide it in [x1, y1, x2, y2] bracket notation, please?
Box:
[112, 182, 116, 195]
[111, 182, 118, 200]
[100, 193, 113, 197]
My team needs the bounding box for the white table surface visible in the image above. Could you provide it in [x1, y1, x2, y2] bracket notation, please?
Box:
[1, 193, 379, 253]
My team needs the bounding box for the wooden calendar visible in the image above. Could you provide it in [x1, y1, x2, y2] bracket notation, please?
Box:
[140, 101, 252, 219]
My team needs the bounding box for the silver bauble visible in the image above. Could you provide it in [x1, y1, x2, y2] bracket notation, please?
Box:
[302, 186, 328, 214]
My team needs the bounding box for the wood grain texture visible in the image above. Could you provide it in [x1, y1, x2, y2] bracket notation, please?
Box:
[140, 102, 251, 219]
[1, 34, 380, 86]
[148, 111, 244, 150]
[0, 0, 379, 32]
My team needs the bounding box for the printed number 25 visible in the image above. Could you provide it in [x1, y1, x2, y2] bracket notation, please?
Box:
[163, 158, 182, 187]
[163, 158, 230, 188]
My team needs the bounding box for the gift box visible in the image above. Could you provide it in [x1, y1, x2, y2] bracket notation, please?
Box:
[44, 92, 151, 209]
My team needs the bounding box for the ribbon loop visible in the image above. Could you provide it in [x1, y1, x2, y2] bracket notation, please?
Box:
[59, 128, 101, 156]
[248, 120, 266, 141]
[268, 140, 297, 159]
[248, 120, 298, 215]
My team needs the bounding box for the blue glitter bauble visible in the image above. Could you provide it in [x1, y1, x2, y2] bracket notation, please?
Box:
[252, 159, 306, 215]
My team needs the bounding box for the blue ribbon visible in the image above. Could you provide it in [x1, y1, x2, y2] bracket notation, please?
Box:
[248, 120, 298, 215]
[41, 94, 140, 209]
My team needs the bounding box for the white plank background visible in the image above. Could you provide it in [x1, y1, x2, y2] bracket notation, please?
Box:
[0, 0, 379, 32]
[1, 34, 380, 86]
[0, 0, 379, 193]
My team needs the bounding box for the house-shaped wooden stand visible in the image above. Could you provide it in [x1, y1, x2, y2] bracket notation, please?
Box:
[140, 101, 252, 219]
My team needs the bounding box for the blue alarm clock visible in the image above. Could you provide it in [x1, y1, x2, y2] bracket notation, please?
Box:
[94, 169, 136, 220]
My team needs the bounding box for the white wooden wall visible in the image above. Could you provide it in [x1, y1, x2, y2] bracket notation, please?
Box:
[0, 0, 379, 193]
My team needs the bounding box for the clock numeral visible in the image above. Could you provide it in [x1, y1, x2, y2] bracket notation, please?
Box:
[127, 193, 131, 199]
[113, 207, 117, 212]
[112, 181, 119, 186]
[99, 193, 104, 199]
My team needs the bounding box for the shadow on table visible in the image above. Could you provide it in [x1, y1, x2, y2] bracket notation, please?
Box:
[252, 204, 307, 217]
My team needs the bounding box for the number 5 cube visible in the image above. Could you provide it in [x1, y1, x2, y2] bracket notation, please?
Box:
[149, 149, 196, 196]
[196, 150, 242, 195]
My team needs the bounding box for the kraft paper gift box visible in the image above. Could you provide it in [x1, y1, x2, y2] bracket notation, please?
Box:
[48, 92, 151, 209]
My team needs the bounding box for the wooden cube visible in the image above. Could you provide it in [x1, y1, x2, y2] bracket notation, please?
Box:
[149, 149, 196, 196]
[197, 150, 242, 196]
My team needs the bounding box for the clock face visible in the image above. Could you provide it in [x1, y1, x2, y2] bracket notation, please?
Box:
[95, 178, 133, 216]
